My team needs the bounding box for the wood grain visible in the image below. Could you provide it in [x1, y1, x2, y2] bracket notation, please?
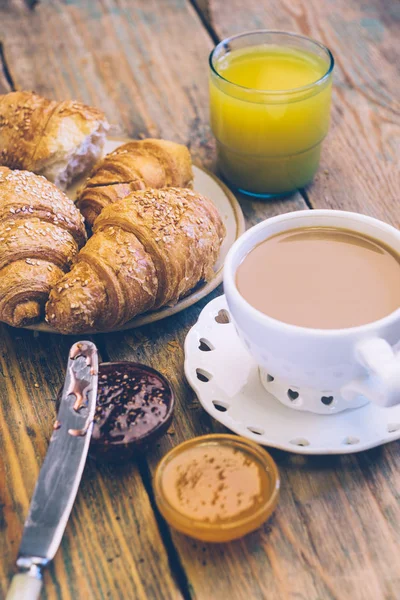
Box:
[0, 0, 305, 209]
[199, 0, 400, 225]
[0, 0, 302, 598]
[0, 325, 182, 600]
[0, 0, 213, 165]
[0, 43, 13, 94]
[104, 301, 400, 600]
[101, 2, 399, 599]
[1, 1, 399, 600]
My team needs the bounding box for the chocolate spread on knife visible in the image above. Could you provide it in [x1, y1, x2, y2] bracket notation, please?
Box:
[68, 418, 92, 437]
[69, 342, 98, 375]
[66, 369, 93, 413]
[67, 342, 98, 412]
[64, 342, 98, 436]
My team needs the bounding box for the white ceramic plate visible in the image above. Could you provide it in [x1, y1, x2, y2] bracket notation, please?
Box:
[27, 139, 245, 333]
[184, 295, 400, 455]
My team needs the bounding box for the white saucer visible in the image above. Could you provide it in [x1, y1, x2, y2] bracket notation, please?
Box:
[184, 295, 400, 455]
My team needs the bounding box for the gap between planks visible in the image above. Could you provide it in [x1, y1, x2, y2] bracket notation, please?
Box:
[189, 0, 219, 44]
[0, 1, 308, 596]
[72, 333, 194, 598]
[136, 455, 193, 600]
[0, 42, 16, 92]
[25, 0, 40, 8]
[0, 3, 199, 596]
[85, 334, 193, 598]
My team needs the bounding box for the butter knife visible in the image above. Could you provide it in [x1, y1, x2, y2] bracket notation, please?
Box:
[6, 341, 99, 600]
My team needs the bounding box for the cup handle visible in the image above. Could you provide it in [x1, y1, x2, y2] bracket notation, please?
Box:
[340, 338, 400, 408]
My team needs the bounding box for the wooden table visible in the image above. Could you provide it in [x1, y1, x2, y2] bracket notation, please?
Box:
[0, 1, 399, 599]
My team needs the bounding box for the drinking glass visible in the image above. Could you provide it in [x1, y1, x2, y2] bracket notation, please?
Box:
[209, 31, 334, 198]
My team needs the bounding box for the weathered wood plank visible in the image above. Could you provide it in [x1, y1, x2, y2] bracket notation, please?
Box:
[100, 3, 400, 598]
[0, 43, 13, 94]
[105, 302, 400, 600]
[8, 1, 400, 600]
[0, 0, 306, 208]
[0, 0, 212, 165]
[199, 0, 400, 225]
[0, 2, 191, 594]
[0, 1, 304, 599]
[0, 324, 182, 600]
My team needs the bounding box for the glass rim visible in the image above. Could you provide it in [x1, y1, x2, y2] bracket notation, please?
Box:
[209, 30, 335, 96]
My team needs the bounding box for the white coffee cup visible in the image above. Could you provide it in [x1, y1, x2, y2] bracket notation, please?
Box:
[224, 210, 400, 414]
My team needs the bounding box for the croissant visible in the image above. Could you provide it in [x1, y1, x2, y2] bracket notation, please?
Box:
[46, 187, 225, 333]
[0, 91, 109, 189]
[76, 139, 193, 227]
[0, 168, 87, 327]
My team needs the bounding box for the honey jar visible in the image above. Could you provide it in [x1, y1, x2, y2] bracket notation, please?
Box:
[154, 434, 280, 542]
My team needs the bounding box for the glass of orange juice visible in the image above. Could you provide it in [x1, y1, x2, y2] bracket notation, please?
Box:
[209, 31, 334, 197]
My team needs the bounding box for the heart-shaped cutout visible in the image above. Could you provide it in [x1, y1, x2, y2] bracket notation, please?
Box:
[212, 400, 229, 412]
[321, 395, 334, 406]
[196, 368, 212, 382]
[247, 426, 265, 436]
[198, 338, 214, 352]
[290, 438, 310, 447]
[215, 309, 231, 324]
[287, 389, 299, 401]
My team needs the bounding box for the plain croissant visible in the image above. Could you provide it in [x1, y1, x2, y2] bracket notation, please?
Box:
[0, 167, 87, 327]
[76, 139, 193, 227]
[46, 187, 225, 333]
[0, 91, 109, 189]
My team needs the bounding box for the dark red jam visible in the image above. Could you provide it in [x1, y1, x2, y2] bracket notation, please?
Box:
[57, 361, 174, 461]
[92, 361, 174, 453]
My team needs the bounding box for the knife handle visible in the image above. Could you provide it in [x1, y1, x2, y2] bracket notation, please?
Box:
[6, 570, 43, 600]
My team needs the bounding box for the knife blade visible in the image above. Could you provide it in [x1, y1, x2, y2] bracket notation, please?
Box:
[6, 341, 99, 600]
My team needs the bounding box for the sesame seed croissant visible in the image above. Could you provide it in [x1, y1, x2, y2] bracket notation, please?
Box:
[46, 187, 225, 333]
[0, 167, 87, 328]
[76, 139, 193, 228]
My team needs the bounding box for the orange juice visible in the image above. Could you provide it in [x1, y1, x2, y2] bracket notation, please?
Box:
[209, 33, 334, 196]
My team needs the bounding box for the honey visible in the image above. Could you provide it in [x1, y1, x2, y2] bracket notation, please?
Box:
[154, 434, 280, 542]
